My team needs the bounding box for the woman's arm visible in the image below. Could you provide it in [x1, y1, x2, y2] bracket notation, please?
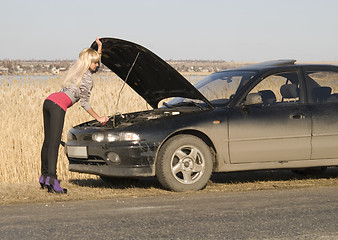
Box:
[79, 72, 108, 124]
[82, 37, 107, 124]
[87, 107, 109, 124]
[96, 37, 102, 55]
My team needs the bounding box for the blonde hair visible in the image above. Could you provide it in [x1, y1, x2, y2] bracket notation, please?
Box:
[62, 48, 100, 87]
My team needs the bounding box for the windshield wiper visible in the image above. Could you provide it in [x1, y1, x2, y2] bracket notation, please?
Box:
[170, 101, 206, 110]
[189, 101, 207, 110]
[162, 102, 172, 108]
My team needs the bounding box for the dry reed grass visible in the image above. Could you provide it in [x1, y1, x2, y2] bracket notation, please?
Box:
[0, 73, 152, 183]
[0, 73, 203, 184]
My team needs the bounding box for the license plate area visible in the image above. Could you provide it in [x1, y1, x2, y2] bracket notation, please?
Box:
[67, 146, 88, 159]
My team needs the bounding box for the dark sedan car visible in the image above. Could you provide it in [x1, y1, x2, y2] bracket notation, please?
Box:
[65, 38, 338, 191]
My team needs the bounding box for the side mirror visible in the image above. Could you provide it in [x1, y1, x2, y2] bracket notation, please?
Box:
[244, 93, 263, 105]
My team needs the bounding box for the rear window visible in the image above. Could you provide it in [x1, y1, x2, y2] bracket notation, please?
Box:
[305, 71, 338, 103]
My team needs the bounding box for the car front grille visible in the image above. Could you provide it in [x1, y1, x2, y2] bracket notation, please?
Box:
[69, 156, 107, 165]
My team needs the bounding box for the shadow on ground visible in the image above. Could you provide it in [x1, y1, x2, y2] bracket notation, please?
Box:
[210, 167, 338, 184]
[69, 177, 162, 190]
[69, 167, 338, 190]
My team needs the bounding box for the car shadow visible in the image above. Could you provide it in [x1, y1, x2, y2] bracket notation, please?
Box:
[69, 167, 338, 190]
[69, 177, 163, 190]
[210, 167, 338, 184]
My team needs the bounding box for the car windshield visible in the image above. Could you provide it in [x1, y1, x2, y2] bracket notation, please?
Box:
[168, 70, 257, 106]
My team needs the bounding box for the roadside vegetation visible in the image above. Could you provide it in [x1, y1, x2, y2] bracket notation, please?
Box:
[0, 72, 206, 184]
[0, 73, 154, 183]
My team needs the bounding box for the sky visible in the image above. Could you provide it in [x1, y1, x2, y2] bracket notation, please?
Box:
[1, 0, 338, 62]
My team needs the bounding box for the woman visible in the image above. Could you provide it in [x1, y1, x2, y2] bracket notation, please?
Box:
[40, 38, 108, 193]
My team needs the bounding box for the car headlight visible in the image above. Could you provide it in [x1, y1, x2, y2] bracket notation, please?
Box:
[91, 132, 140, 142]
[107, 133, 119, 142]
[92, 132, 105, 142]
[67, 132, 76, 141]
[120, 132, 140, 141]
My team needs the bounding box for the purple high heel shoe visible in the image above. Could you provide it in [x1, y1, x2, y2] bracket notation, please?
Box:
[45, 176, 67, 194]
[39, 175, 47, 189]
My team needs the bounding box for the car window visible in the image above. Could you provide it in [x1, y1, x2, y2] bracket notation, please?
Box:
[244, 71, 300, 106]
[168, 70, 257, 106]
[305, 71, 338, 103]
[197, 75, 241, 101]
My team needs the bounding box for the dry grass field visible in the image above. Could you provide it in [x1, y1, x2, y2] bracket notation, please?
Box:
[0, 73, 152, 183]
[0, 73, 204, 184]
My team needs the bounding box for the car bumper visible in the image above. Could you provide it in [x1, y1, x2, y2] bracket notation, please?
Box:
[69, 163, 154, 177]
[65, 140, 159, 177]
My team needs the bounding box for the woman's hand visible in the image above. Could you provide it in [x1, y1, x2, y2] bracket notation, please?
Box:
[97, 116, 109, 124]
[87, 108, 108, 124]
[96, 37, 102, 53]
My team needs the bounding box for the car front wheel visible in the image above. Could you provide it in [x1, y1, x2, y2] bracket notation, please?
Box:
[156, 134, 213, 192]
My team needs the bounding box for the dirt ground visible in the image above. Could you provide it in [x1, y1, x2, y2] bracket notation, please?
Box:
[1, 168, 338, 205]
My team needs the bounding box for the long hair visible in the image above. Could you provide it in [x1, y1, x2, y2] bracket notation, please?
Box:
[62, 48, 100, 87]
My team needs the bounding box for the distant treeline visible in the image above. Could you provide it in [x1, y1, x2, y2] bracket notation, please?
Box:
[0, 59, 250, 74]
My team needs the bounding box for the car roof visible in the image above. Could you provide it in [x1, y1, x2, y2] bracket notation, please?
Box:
[227, 59, 338, 72]
[237, 59, 297, 70]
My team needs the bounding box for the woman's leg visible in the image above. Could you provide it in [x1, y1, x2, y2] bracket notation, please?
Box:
[41, 100, 50, 176]
[42, 100, 65, 180]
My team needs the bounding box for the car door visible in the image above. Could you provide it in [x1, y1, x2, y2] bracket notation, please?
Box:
[228, 70, 312, 163]
[304, 67, 338, 159]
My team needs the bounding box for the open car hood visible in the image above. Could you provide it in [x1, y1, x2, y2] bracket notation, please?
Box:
[91, 38, 211, 109]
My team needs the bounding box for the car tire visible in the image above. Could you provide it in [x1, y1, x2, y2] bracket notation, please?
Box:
[156, 134, 213, 192]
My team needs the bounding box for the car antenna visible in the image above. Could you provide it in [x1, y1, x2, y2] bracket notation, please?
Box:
[112, 51, 141, 127]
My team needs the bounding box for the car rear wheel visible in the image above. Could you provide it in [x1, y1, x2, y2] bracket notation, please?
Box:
[156, 134, 213, 192]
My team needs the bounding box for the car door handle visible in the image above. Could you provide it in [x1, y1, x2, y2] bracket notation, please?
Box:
[290, 113, 305, 120]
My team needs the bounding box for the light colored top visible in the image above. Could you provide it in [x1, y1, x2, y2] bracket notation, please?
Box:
[60, 70, 93, 111]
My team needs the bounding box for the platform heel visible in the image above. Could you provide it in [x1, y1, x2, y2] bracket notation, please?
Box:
[45, 176, 67, 194]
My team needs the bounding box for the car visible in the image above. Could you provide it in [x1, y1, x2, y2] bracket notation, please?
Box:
[65, 37, 338, 192]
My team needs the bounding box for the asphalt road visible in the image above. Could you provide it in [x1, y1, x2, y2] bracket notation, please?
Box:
[1, 186, 338, 240]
